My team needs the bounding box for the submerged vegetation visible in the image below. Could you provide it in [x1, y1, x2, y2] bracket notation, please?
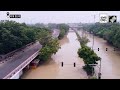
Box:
[75, 30, 101, 76]
[38, 23, 69, 62]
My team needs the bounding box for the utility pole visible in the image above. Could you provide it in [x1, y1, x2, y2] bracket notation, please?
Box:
[98, 58, 102, 79]
[92, 15, 95, 50]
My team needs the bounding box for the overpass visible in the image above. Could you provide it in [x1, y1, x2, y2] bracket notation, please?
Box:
[69, 27, 79, 32]
[69, 29, 74, 32]
[0, 29, 59, 79]
[69, 26, 83, 31]
[0, 41, 42, 79]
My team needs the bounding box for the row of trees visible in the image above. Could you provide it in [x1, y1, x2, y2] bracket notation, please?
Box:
[0, 20, 59, 59]
[0, 20, 69, 63]
[57, 24, 69, 39]
[47, 23, 69, 39]
[37, 23, 69, 62]
[38, 23, 69, 62]
[33, 26, 60, 62]
[0, 20, 39, 54]
[38, 38, 60, 61]
[75, 31, 101, 76]
[83, 23, 120, 49]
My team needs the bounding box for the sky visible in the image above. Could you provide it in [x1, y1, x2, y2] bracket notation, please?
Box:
[0, 11, 120, 24]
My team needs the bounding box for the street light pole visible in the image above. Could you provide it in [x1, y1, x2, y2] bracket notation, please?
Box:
[98, 58, 102, 79]
[92, 32, 94, 50]
[92, 15, 95, 50]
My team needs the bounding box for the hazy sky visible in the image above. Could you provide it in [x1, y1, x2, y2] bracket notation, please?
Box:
[0, 11, 120, 24]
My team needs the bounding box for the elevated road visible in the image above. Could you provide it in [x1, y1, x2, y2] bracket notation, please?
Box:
[0, 29, 59, 79]
[0, 42, 42, 79]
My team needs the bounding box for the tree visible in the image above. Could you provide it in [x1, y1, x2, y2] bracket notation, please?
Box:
[35, 28, 52, 47]
[75, 30, 100, 76]
[83, 22, 120, 49]
[0, 20, 50, 54]
[75, 31, 90, 47]
[38, 38, 60, 61]
[0, 20, 61, 64]
[78, 45, 101, 75]
[57, 24, 69, 39]
[38, 45, 52, 61]
[58, 29, 65, 39]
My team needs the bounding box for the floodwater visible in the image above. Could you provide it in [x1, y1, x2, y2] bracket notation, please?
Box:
[78, 31, 120, 79]
[22, 32, 87, 79]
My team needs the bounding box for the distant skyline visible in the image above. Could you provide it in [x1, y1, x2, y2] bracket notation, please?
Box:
[0, 11, 120, 24]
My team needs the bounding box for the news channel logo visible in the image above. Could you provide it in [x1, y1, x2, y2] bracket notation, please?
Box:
[6, 12, 21, 18]
[99, 14, 117, 23]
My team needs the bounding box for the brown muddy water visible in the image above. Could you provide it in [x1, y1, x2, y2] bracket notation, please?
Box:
[78, 31, 120, 79]
[21, 32, 87, 79]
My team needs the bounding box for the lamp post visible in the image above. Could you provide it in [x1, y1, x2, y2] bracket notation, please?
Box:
[90, 15, 102, 79]
[92, 15, 95, 50]
[92, 31, 94, 50]
[98, 58, 102, 79]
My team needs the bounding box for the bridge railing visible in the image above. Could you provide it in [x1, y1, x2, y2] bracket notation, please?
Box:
[0, 41, 36, 61]
[3, 50, 40, 79]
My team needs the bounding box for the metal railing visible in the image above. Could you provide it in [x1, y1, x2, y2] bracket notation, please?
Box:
[3, 50, 39, 79]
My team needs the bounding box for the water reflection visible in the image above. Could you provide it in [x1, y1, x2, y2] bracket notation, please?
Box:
[21, 58, 59, 79]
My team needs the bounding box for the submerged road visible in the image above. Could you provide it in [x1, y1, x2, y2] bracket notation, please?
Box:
[78, 30, 120, 79]
[22, 31, 87, 79]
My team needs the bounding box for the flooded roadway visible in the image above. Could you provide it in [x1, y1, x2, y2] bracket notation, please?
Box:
[78, 30, 120, 79]
[22, 32, 87, 79]
[22, 30, 120, 79]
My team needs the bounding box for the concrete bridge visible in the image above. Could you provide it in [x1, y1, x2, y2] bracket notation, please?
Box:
[0, 29, 60, 79]
[69, 29, 75, 32]
[69, 26, 83, 31]
[0, 41, 42, 79]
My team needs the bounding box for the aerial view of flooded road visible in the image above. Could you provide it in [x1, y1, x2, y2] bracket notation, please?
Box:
[21, 29, 120, 79]
[1, 11, 120, 79]
[78, 31, 120, 79]
[22, 31, 87, 79]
